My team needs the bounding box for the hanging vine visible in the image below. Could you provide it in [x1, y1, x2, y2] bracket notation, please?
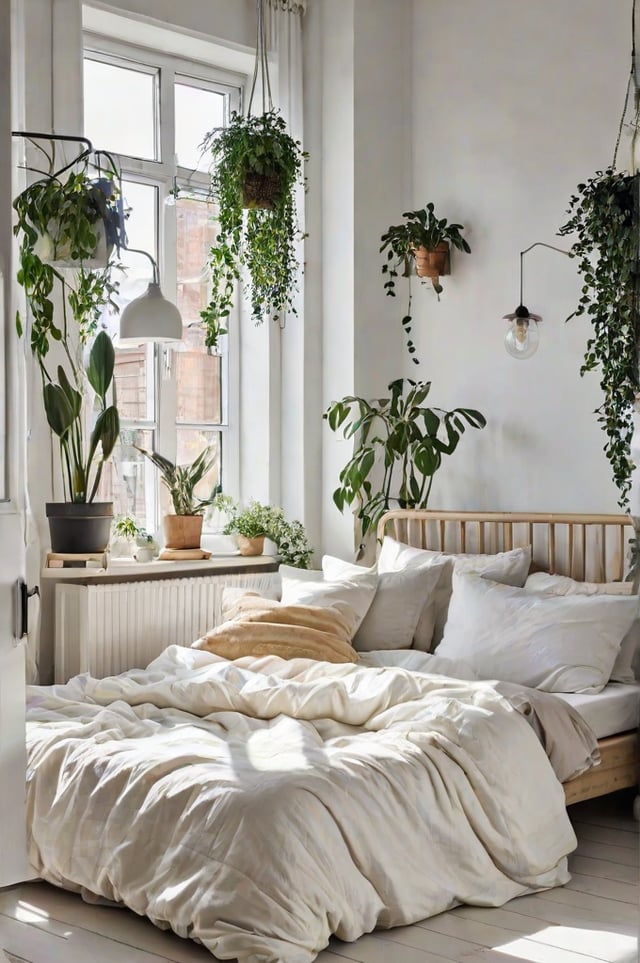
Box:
[558, 168, 639, 509]
[558, 0, 640, 511]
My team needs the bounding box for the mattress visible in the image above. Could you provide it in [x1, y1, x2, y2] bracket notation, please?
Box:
[555, 682, 640, 739]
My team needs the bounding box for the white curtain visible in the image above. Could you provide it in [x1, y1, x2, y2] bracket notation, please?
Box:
[265, 0, 307, 522]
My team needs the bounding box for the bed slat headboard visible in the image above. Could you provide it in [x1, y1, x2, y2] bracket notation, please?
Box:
[376, 510, 632, 583]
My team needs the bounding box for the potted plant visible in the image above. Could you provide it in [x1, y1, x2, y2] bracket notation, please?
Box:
[558, 168, 640, 511]
[200, 110, 308, 349]
[136, 446, 217, 550]
[43, 331, 120, 553]
[324, 378, 486, 538]
[111, 515, 157, 560]
[222, 499, 313, 567]
[380, 204, 471, 362]
[13, 149, 127, 554]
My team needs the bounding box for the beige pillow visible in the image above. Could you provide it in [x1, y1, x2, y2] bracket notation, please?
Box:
[378, 537, 532, 650]
[525, 572, 639, 684]
[193, 593, 358, 663]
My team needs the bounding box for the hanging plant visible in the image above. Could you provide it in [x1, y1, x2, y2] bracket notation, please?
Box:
[200, 109, 307, 349]
[558, 169, 640, 510]
[14, 147, 125, 357]
[380, 204, 471, 364]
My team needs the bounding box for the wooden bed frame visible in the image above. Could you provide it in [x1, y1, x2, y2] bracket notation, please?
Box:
[376, 509, 640, 806]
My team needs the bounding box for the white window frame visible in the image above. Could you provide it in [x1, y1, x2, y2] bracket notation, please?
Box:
[82, 35, 242, 525]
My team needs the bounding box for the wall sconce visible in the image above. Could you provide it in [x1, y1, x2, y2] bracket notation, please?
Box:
[503, 242, 572, 360]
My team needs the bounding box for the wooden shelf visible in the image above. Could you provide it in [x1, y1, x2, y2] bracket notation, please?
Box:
[41, 554, 279, 582]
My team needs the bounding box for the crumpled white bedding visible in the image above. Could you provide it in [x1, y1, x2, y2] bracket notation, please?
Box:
[26, 646, 582, 963]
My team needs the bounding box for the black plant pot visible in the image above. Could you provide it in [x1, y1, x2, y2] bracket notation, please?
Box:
[46, 502, 113, 554]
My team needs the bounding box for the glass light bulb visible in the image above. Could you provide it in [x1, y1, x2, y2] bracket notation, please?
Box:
[504, 317, 539, 360]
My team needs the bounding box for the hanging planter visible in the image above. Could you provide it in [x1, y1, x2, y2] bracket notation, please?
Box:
[414, 241, 451, 285]
[199, 0, 308, 350]
[242, 171, 283, 210]
[380, 203, 471, 363]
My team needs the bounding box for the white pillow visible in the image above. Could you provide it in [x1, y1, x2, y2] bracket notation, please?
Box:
[351, 564, 445, 651]
[280, 555, 378, 633]
[436, 571, 639, 693]
[525, 572, 639, 684]
[377, 537, 532, 651]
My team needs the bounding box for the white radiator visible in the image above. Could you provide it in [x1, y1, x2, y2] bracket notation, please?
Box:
[54, 572, 280, 682]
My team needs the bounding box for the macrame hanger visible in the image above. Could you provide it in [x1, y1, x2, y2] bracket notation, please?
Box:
[613, 0, 639, 169]
[247, 0, 274, 117]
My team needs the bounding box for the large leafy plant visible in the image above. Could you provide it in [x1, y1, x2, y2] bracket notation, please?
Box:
[43, 331, 120, 503]
[380, 204, 471, 363]
[14, 152, 125, 504]
[201, 110, 307, 349]
[558, 168, 640, 509]
[324, 378, 486, 537]
[136, 446, 218, 516]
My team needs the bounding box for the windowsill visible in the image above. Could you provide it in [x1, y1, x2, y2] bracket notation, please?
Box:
[41, 554, 280, 582]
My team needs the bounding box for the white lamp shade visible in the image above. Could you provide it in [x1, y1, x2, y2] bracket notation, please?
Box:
[118, 282, 182, 344]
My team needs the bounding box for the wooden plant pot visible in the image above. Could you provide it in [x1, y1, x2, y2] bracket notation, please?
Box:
[242, 172, 282, 210]
[163, 514, 203, 550]
[237, 535, 265, 556]
[414, 242, 451, 280]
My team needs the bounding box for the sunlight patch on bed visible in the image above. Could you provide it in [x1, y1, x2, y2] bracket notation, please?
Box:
[495, 926, 638, 961]
[245, 728, 313, 772]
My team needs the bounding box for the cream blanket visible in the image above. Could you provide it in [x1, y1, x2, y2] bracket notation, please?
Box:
[26, 647, 580, 963]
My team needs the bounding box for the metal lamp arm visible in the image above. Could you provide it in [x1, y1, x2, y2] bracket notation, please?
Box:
[519, 241, 573, 306]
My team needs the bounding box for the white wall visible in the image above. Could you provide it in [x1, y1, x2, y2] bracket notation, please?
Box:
[308, 0, 411, 558]
[406, 0, 630, 515]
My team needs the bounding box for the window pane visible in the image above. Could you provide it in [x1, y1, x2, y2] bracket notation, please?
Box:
[175, 82, 225, 171]
[175, 196, 222, 425]
[98, 428, 156, 534]
[84, 58, 157, 160]
[176, 196, 216, 324]
[176, 331, 222, 424]
[114, 346, 154, 421]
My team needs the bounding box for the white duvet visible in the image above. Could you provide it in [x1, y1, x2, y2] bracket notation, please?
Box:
[26, 647, 579, 963]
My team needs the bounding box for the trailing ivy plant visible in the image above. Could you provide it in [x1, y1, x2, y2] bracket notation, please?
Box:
[201, 110, 307, 349]
[324, 378, 486, 537]
[558, 168, 640, 509]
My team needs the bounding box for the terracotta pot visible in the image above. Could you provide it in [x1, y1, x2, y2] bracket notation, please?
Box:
[237, 535, 265, 556]
[414, 241, 451, 279]
[242, 172, 282, 210]
[163, 514, 203, 550]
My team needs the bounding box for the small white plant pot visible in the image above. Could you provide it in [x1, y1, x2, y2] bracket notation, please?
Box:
[135, 546, 155, 563]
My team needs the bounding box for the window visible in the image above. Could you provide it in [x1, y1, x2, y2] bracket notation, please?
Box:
[83, 42, 241, 533]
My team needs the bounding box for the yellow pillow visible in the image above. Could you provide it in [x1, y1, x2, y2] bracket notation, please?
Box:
[193, 594, 358, 663]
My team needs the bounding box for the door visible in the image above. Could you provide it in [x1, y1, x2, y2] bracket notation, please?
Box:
[0, 0, 30, 885]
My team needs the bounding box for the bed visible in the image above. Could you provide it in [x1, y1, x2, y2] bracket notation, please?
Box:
[376, 508, 640, 804]
[24, 508, 640, 962]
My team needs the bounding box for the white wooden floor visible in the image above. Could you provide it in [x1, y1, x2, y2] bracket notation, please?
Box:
[1, 791, 637, 963]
